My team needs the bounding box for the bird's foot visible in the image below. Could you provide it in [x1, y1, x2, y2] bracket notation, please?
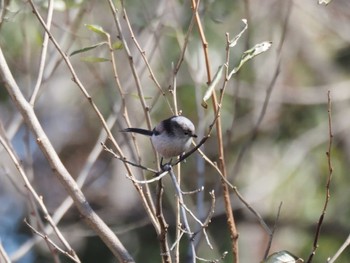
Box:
[160, 158, 172, 171]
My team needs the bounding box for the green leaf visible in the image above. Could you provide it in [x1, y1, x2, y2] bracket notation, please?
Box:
[85, 24, 108, 36]
[201, 64, 225, 108]
[130, 93, 153, 100]
[80, 57, 110, 63]
[228, 41, 272, 79]
[70, 42, 107, 56]
[112, 41, 123, 50]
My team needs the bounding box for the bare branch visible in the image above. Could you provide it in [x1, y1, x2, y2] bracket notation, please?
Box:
[327, 234, 350, 263]
[29, 0, 54, 105]
[168, 167, 196, 262]
[156, 180, 172, 263]
[307, 91, 334, 263]
[24, 219, 79, 263]
[0, 242, 11, 263]
[0, 123, 80, 262]
[0, 42, 134, 263]
[263, 202, 283, 260]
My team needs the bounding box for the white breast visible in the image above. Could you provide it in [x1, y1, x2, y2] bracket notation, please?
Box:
[151, 133, 192, 159]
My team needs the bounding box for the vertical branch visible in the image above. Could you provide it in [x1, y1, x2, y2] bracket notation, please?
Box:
[174, 2, 197, 75]
[307, 90, 333, 263]
[29, 0, 53, 105]
[263, 202, 283, 260]
[168, 167, 196, 263]
[108, 0, 153, 131]
[171, 64, 181, 262]
[106, 27, 158, 232]
[120, 1, 173, 112]
[190, 0, 239, 261]
[156, 180, 172, 263]
[108, 0, 163, 172]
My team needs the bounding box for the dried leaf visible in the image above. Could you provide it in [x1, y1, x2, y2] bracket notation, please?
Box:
[228, 41, 272, 79]
[229, 19, 248, 47]
[201, 64, 225, 108]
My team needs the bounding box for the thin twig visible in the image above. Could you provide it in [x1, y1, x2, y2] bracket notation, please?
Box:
[124, 164, 216, 256]
[196, 251, 228, 262]
[0, 126, 80, 263]
[125, 171, 168, 184]
[29, 0, 53, 105]
[327, 234, 350, 263]
[24, 219, 79, 263]
[10, 111, 118, 261]
[106, 18, 159, 225]
[232, 61, 280, 178]
[182, 186, 204, 195]
[121, 1, 172, 109]
[28, 0, 121, 151]
[263, 202, 283, 260]
[232, 0, 290, 179]
[171, 62, 178, 115]
[108, 0, 163, 178]
[26, 194, 61, 263]
[201, 190, 216, 250]
[102, 143, 158, 174]
[174, 1, 198, 74]
[168, 169, 217, 262]
[0, 40, 134, 263]
[190, 0, 239, 259]
[26, 2, 159, 260]
[156, 180, 172, 263]
[232, 186, 271, 234]
[6, 2, 89, 142]
[0, 242, 11, 263]
[26, 0, 130, 165]
[108, 0, 153, 131]
[168, 167, 196, 263]
[170, 231, 185, 251]
[307, 91, 334, 263]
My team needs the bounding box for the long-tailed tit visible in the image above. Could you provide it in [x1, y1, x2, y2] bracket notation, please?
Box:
[122, 116, 197, 163]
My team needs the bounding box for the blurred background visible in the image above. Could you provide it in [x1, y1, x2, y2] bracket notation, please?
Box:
[0, 0, 350, 262]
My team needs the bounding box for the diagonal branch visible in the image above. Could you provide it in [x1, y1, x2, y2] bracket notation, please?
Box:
[0, 46, 135, 262]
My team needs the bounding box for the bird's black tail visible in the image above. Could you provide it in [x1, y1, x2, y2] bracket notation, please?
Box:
[121, 128, 153, 136]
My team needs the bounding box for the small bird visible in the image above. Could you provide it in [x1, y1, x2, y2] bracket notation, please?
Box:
[122, 116, 197, 165]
